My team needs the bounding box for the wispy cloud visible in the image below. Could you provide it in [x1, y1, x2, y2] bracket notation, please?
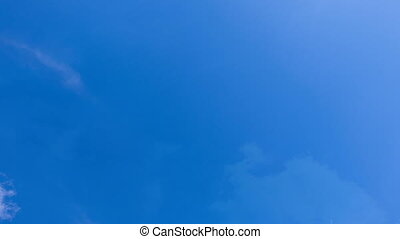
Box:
[0, 37, 84, 94]
[213, 144, 386, 223]
[0, 176, 19, 221]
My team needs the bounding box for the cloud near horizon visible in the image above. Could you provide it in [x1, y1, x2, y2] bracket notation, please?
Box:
[214, 144, 386, 223]
[0, 177, 19, 221]
[0, 37, 84, 93]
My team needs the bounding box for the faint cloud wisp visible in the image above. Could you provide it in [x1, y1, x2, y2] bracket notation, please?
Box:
[213, 144, 386, 223]
[0, 37, 84, 94]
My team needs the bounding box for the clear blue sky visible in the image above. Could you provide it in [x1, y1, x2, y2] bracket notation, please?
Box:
[1, 1, 399, 223]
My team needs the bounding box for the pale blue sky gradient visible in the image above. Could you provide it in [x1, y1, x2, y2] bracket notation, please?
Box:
[1, 1, 400, 223]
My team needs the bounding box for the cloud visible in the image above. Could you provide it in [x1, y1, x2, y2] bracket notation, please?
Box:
[0, 176, 19, 221]
[213, 144, 386, 223]
[0, 37, 84, 93]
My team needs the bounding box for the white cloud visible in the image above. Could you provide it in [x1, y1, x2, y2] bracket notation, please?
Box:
[213, 144, 386, 223]
[0, 37, 84, 93]
[0, 177, 19, 221]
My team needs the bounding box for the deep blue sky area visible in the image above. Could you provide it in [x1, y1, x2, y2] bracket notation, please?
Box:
[1, 1, 400, 223]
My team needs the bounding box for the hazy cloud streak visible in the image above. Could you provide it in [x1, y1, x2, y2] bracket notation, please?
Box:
[0, 38, 84, 93]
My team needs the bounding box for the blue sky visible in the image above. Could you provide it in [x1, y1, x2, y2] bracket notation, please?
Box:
[1, 1, 400, 223]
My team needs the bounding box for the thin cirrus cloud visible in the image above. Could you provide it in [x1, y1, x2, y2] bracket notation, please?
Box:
[0, 37, 84, 94]
[213, 144, 386, 223]
[0, 177, 19, 221]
